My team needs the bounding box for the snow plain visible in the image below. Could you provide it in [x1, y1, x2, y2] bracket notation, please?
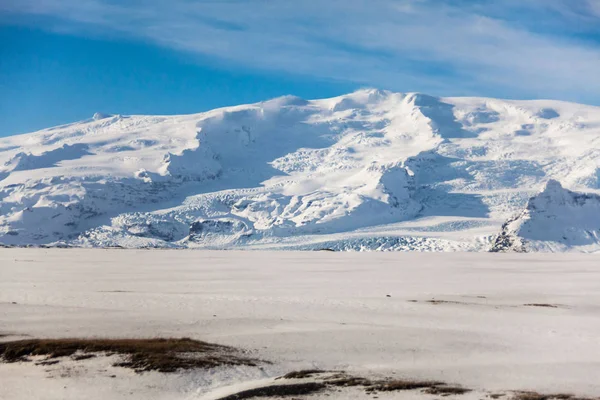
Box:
[1, 249, 599, 399]
[2, 89, 600, 251]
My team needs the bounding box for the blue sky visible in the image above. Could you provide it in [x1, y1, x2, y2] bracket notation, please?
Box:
[1, 0, 600, 137]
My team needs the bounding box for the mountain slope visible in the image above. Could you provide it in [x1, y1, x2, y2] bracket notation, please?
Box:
[492, 180, 600, 252]
[1, 89, 600, 250]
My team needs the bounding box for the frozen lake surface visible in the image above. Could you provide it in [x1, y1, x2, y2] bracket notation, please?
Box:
[1, 249, 599, 399]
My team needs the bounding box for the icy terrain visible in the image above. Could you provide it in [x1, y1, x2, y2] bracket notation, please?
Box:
[1, 250, 600, 399]
[1, 89, 600, 251]
[492, 180, 600, 252]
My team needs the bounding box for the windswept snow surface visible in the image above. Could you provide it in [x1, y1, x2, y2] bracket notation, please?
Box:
[1, 250, 600, 400]
[2, 89, 600, 250]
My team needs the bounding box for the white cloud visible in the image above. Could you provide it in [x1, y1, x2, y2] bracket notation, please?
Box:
[588, 0, 600, 16]
[2, 0, 600, 102]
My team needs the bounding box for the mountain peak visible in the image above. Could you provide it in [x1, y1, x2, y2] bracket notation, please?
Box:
[493, 182, 600, 252]
[93, 112, 113, 121]
[542, 179, 564, 193]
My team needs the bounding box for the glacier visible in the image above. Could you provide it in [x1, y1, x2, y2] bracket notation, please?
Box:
[1, 89, 600, 251]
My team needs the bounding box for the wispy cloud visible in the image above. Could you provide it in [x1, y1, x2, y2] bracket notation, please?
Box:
[2, 0, 600, 102]
[587, 0, 600, 16]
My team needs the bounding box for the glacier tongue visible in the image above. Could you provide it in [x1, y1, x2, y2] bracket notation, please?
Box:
[1, 89, 600, 251]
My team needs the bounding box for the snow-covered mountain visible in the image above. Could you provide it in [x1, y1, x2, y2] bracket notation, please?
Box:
[491, 180, 600, 252]
[1, 89, 600, 251]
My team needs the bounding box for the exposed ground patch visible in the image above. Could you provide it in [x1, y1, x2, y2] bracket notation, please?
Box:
[424, 385, 473, 396]
[236, 371, 598, 400]
[513, 392, 595, 400]
[409, 299, 565, 310]
[0, 332, 27, 339]
[97, 290, 134, 293]
[271, 370, 472, 398]
[277, 369, 328, 379]
[523, 304, 560, 308]
[215, 382, 327, 400]
[408, 299, 479, 306]
[424, 300, 467, 305]
[0, 338, 261, 373]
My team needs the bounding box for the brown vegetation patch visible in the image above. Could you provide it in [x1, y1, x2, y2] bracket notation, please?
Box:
[278, 370, 370, 387]
[214, 371, 597, 400]
[326, 375, 373, 387]
[523, 304, 559, 308]
[424, 385, 472, 396]
[278, 369, 326, 379]
[35, 359, 60, 366]
[276, 371, 473, 397]
[425, 300, 466, 305]
[409, 299, 472, 306]
[0, 338, 260, 373]
[97, 290, 134, 293]
[368, 379, 446, 392]
[513, 392, 594, 400]
[72, 354, 96, 361]
[214, 382, 326, 400]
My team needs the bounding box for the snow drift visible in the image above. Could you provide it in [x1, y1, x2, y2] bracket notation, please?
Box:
[1, 89, 600, 251]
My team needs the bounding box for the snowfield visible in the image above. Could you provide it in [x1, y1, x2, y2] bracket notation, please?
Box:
[1, 89, 600, 251]
[1, 249, 600, 399]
